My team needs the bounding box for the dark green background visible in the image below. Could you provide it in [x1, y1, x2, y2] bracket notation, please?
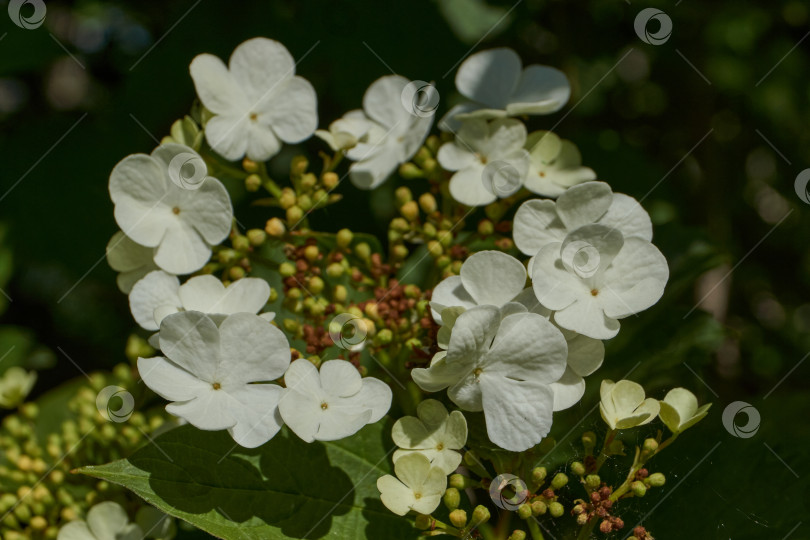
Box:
[1, 0, 808, 537]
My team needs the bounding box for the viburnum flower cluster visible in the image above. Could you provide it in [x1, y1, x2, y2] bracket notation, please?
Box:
[85, 36, 713, 540]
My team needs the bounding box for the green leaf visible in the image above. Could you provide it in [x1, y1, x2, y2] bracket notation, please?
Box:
[79, 421, 415, 540]
[435, 0, 514, 45]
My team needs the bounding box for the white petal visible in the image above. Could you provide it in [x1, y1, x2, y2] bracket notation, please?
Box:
[218, 278, 271, 314]
[363, 75, 410, 130]
[600, 193, 653, 241]
[481, 376, 554, 451]
[217, 313, 291, 384]
[377, 475, 415, 516]
[554, 294, 620, 340]
[57, 521, 93, 540]
[564, 331, 605, 376]
[261, 77, 318, 143]
[137, 356, 209, 402]
[448, 164, 496, 207]
[460, 250, 526, 307]
[349, 146, 401, 189]
[226, 384, 284, 448]
[411, 355, 469, 393]
[314, 407, 371, 441]
[319, 360, 363, 397]
[446, 306, 501, 364]
[166, 389, 236, 431]
[189, 54, 247, 115]
[204, 114, 249, 162]
[437, 141, 476, 171]
[278, 387, 321, 443]
[282, 358, 321, 398]
[513, 199, 566, 257]
[598, 238, 668, 319]
[455, 48, 521, 108]
[531, 242, 584, 311]
[109, 154, 173, 247]
[561, 224, 624, 277]
[106, 231, 153, 272]
[353, 377, 392, 423]
[229, 37, 294, 103]
[87, 501, 132, 540]
[153, 221, 211, 275]
[484, 118, 527, 158]
[555, 181, 613, 231]
[178, 275, 226, 312]
[484, 313, 567, 384]
[158, 311, 221, 382]
[512, 288, 552, 318]
[430, 275, 476, 321]
[505, 65, 570, 115]
[550, 367, 586, 411]
[438, 101, 481, 132]
[175, 177, 233, 245]
[129, 270, 181, 331]
[245, 122, 282, 162]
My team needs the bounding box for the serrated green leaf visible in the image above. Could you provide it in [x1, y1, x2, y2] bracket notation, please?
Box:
[79, 422, 415, 540]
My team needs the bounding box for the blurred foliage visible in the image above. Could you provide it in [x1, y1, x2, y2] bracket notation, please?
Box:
[0, 0, 808, 537]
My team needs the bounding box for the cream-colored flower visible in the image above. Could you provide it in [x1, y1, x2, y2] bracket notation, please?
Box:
[392, 400, 467, 475]
[659, 388, 711, 434]
[0, 367, 36, 408]
[376, 453, 446, 516]
[599, 379, 659, 430]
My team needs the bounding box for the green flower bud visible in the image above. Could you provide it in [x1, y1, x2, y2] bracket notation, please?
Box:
[298, 194, 313, 211]
[422, 222, 437, 238]
[30, 515, 47, 530]
[265, 217, 286, 237]
[399, 162, 423, 179]
[414, 514, 432, 530]
[477, 220, 494, 236]
[631, 480, 647, 497]
[517, 503, 532, 520]
[14, 502, 31, 521]
[218, 249, 239, 264]
[244, 173, 262, 192]
[507, 531, 526, 540]
[390, 217, 410, 233]
[247, 229, 267, 246]
[291, 156, 309, 176]
[608, 439, 624, 454]
[395, 186, 413, 205]
[427, 241, 443, 257]
[443, 487, 460, 510]
[531, 500, 547, 516]
[333, 285, 348, 303]
[400, 201, 419, 221]
[585, 474, 601, 490]
[280, 262, 296, 277]
[375, 329, 393, 346]
[647, 472, 666, 487]
[21, 403, 38, 420]
[322, 172, 339, 190]
[422, 158, 437, 174]
[336, 228, 354, 248]
[642, 438, 659, 454]
[471, 505, 491, 525]
[551, 473, 568, 490]
[392, 244, 409, 260]
[449, 474, 466, 490]
[581, 431, 597, 452]
[301, 172, 317, 190]
[548, 501, 564, 518]
[286, 206, 304, 224]
[308, 276, 325, 295]
[283, 319, 300, 333]
[229, 266, 246, 280]
[449, 508, 467, 528]
[242, 157, 260, 173]
[571, 461, 586, 476]
[304, 245, 319, 263]
[355, 242, 371, 261]
[532, 467, 547, 485]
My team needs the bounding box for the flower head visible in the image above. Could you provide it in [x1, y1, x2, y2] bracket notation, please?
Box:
[531, 224, 668, 339]
[376, 453, 447, 516]
[278, 359, 392, 442]
[105, 231, 159, 293]
[129, 270, 272, 331]
[190, 37, 318, 161]
[345, 75, 435, 189]
[438, 118, 530, 206]
[440, 47, 570, 131]
[109, 144, 233, 275]
[392, 399, 468, 475]
[58, 501, 142, 540]
[412, 305, 567, 452]
[138, 311, 291, 448]
[599, 379, 660, 430]
[659, 387, 711, 434]
[315, 109, 376, 152]
[523, 131, 596, 197]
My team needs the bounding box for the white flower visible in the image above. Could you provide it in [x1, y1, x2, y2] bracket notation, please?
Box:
[392, 399, 468, 475]
[109, 144, 233, 275]
[189, 37, 318, 162]
[137, 311, 290, 448]
[376, 453, 447, 516]
[315, 109, 376, 151]
[513, 181, 652, 267]
[412, 305, 567, 452]
[0, 367, 36, 408]
[523, 131, 596, 198]
[440, 47, 570, 131]
[531, 224, 668, 339]
[438, 118, 530, 207]
[278, 359, 392, 442]
[659, 387, 711, 434]
[345, 75, 434, 189]
[105, 231, 159, 293]
[129, 270, 273, 332]
[58, 501, 142, 540]
[599, 379, 659, 430]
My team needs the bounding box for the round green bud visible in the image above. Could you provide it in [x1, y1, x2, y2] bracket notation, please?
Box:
[301, 172, 317, 190]
[642, 438, 659, 454]
[449, 508, 467, 528]
[308, 276, 325, 295]
[471, 505, 491, 525]
[244, 173, 262, 192]
[265, 217, 286, 237]
[414, 514, 432, 530]
[325, 262, 343, 278]
[647, 472, 666, 487]
[354, 242, 371, 261]
[247, 229, 267, 246]
[298, 194, 313, 211]
[304, 245, 320, 262]
[242, 158, 260, 173]
[517, 503, 532, 520]
[229, 266, 246, 280]
[608, 439, 624, 454]
[395, 186, 413, 205]
[551, 472, 568, 490]
[390, 217, 410, 233]
[531, 500, 547, 516]
[585, 474, 601, 490]
[548, 501, 564, 518]
[418, 192, 437, 213]
[21, 403, 38, 420]
[571, 461, 586, 476]
[392, 244, 409, 260]
[630, 480, 647, 497]
[333, 285, 348, 303]
[322, 172, 339, 190]
[400, 201, 419, 221]
[30, 515, 47, 530]
[291, 156, 309, 176]
[375, 329, 393, 346]
[422, 222, 437, 238]
[336, 228, 354, 248]
[477, 220, 494, 236]
[427, 240, 443, 257]
[286, 206, 304, 224]
[532, 467, 547, 485]
[507, 531, 527, 540]
[399, 162, 423, 179]
[443, 487, 460, 510]
[581, 431, 597, 451]
[279, 262, 296, 277]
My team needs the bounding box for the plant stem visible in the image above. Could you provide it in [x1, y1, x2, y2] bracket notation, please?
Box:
[526, 518, 545, 540]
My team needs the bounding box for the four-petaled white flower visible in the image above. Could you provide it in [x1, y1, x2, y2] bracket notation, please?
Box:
[190, 37, 318, 162]
[659, 387, 711, 434]
[58, 501, 142, 540]
[392, 399, 468, 475]
[278, 359, 392, 442]
[376, 452, 447, 516]
[109, 144, 233, 275]
[345, 75, 435, 189]
[105, 231, 159, 293]
[599, 379, 660, 431]
[412, 305, 567, 452]
[440, 47, 570, 131]
[532, 224, 668, 340]
[523, 131, 596, 198]
[513, 181, 652, 269]
[438, 118, 530, 207]
[315, 110, 376, 152]
[138, 311, 290, 448]
[129, 270, 273, 332]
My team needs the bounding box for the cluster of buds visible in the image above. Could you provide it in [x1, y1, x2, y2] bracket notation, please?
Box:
[264, 156, 342, 228]
[0, 364, 168, 539]
[571, 484, 622, 533]
[628, 525, 654, 540]
[398, 135, 443, 181]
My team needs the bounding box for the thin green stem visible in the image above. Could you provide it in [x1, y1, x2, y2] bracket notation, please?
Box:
[527, 518, 545, 540]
